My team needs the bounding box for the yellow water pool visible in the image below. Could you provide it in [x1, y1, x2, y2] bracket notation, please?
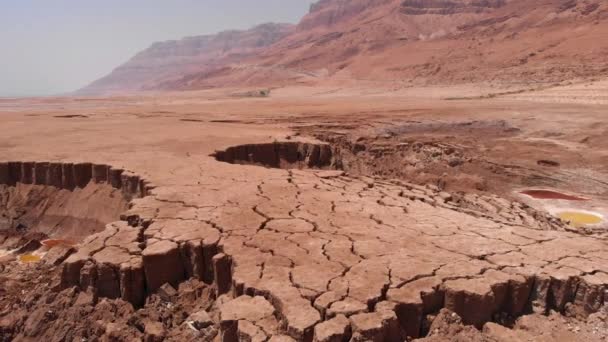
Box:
[558, 211, 603, 227]
[19, 254, 41, 263]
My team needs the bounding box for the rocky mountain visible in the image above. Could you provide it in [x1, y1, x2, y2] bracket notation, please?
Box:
[81, 0, 608, 93]
[78, 23, 294, 94]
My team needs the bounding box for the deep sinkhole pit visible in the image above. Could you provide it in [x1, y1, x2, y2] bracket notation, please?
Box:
[0, 161, 152, 264]
[212, 141, 341, 170]
[1, 161, 235, 309]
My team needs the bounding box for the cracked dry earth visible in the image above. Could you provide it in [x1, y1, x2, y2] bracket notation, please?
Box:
[1, 90, 608, 342]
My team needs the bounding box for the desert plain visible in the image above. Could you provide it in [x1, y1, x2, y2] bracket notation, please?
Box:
[1, 81, 608, 341]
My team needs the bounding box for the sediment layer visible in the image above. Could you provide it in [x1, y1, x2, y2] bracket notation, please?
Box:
[0, 161, 152, 199]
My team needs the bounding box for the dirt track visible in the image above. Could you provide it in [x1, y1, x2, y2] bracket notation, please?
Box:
[1, 84, 608, 341]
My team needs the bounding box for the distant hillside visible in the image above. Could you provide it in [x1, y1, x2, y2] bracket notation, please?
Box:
[78, 23, 294, 94]
[81, 0, 608, 93]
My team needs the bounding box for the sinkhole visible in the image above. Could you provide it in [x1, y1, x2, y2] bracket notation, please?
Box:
[0, 161, 151, 263]
[212, 141, 341, 170]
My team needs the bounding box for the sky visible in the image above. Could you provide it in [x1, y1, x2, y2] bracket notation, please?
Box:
[0, 0, 311, 97]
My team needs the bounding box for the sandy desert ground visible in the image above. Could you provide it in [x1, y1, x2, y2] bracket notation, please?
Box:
[1, 82, 608, 341]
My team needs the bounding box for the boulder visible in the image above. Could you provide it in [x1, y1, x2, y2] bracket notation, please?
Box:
[158, 283, 178, 302]
[187, 310, 213, 330]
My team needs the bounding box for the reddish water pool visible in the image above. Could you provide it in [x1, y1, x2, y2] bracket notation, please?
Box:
[521, 190, 587, 201]
[41, 239, 75, 248]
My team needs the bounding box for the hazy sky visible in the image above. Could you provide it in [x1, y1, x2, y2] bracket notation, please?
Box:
[0, 0, 311, 97]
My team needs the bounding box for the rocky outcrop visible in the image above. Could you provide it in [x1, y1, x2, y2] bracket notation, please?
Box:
[61, 218, 224, 308]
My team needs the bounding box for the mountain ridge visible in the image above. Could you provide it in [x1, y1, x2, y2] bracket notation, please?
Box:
[80, 0, 608, 94]
[78, 23, 294, 94]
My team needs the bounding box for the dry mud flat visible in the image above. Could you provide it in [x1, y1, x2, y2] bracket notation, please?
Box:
[1, 87, 608, 341]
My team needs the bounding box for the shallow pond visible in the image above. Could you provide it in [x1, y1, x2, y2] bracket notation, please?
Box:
[558, 211, 603, 227]
[19, 254, 42, 263]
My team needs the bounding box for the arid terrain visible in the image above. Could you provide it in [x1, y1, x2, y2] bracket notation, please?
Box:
[2, 0, 608, 341]
[1, 81, 608, 341]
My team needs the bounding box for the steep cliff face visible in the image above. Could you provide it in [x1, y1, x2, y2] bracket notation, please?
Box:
[298, 0, 395, 30]
[78, 23, 294, 94]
